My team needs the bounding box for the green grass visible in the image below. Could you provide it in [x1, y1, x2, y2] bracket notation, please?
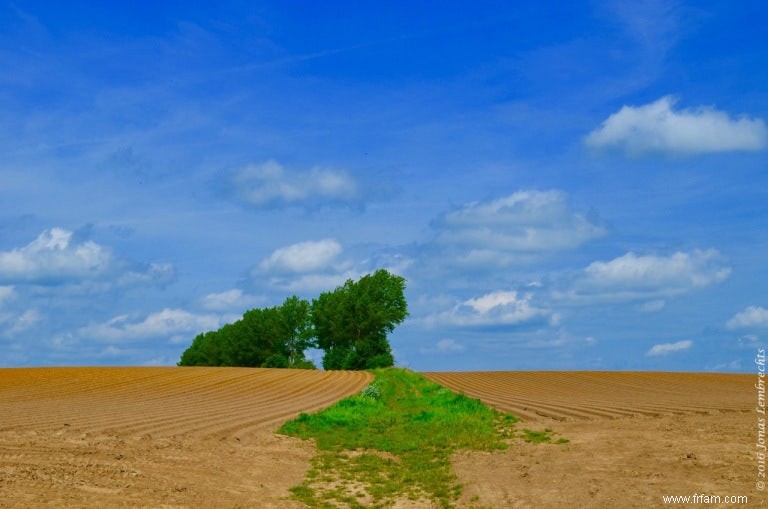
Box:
[278, 368, 565, 508]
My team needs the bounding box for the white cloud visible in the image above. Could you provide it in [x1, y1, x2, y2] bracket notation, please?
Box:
[200, 289, 264, 311]
[79, 308, 222, 342]
[259, 239, 342, 273]
[233, 160, 359, 208]
[0, 228, 112, 283]
[432, 190, 605, 267]
[0, 228, 174, 288]
[646, 339, 692, 356]
[465, 291, 524, 313]
[585, 96, 768, 154]
[726, 306, 768, 329]
[575, 249, 730, 299]
[424, 290, 551, 328]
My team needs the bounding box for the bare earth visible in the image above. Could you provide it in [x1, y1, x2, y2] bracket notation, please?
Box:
[0, 368, 761, 508]
[0, 367, 372, 508]
[425, 371, 762, 508]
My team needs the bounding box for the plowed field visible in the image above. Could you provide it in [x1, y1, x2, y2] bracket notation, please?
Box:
[0, 367, 371, 508]
[423, 371, 753, 421]
[424, 371, 760, 508]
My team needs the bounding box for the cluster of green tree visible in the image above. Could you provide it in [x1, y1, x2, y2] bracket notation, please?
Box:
[178, 270, 408, 370]
[177, 295, 315, 369]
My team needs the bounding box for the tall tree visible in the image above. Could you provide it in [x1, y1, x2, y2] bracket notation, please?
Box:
[313, 270, 408, 370]
[276, 295, 315, 365]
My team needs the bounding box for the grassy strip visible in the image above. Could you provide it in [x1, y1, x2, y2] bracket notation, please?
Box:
[278, 368, 565, 508]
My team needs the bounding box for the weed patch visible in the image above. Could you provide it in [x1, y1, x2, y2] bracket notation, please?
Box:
[519, 427, 568, 444]
[279, 368, 563, 508]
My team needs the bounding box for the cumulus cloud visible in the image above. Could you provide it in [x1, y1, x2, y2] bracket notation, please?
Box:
[432, 190, 605, 267]
[726, 306, 768, 329]
[585, 96, 768, 155]
[0, 228, 112, 284]
[646, 339, 692, 356]
[259, 239, 342, 273]
[79, 308, 222, 342]
[0, 228, 174, 288]
[424, 290, 551, 328]
[569, 249, 731, 301]
[232, 160, 360, 208]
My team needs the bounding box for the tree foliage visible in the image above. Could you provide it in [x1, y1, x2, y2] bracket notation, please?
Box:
[178, 295, 316, 369]
[177, 270, 408, 370]
[312, 269, 408, 370]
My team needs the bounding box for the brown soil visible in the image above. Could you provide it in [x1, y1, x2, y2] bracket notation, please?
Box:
[2, 368, 762, 508]
[0, 367, 372, 508]
[425, 371, 762, 508]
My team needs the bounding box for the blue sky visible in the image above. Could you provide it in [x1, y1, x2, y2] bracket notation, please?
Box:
[1, 1, 766, 371]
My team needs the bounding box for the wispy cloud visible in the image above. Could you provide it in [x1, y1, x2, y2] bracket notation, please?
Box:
[419, 338, 465, 355]
[277, 271, 363, 294]
[646, 339, 692, 356]
[726, 306, 768, 329]
[637, 299, 666, 312]
[231, 160, 361, 209]
[603, 0, 682, 55]
[79, 308, 223, 343]
[1, 309, 42, 337]
[199, 289, 265, 312]
[0, 286, 14, 305]
[585, 96, 768, 155]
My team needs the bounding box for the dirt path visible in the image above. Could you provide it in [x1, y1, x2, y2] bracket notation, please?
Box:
[0, 367, 372, 508]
